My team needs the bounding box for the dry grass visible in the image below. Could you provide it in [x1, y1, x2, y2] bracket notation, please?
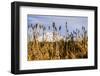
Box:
[27, 22, 88, 61]
[28, 38, 88, 61]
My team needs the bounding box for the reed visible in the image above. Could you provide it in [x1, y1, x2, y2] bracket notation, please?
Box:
[28, 22, 88, 61]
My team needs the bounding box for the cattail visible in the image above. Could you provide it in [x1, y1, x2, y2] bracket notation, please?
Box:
[82, 26, 85, 31]
[55, 27, 57, 31]
[52, 22, 55, 28]
[59, 26, 61, 31]
[43, 26, 46, 42]
[48, 26, 50, 30]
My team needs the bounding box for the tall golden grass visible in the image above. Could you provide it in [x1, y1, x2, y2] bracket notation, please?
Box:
[28, 22, 88, 61]
[28, 39, 87, 60]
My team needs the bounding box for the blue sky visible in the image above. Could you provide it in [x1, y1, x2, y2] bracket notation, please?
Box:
[27, 15, 88, 36]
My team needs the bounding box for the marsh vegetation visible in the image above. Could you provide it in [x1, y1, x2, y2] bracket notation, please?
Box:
[28, 21, 88, 61]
